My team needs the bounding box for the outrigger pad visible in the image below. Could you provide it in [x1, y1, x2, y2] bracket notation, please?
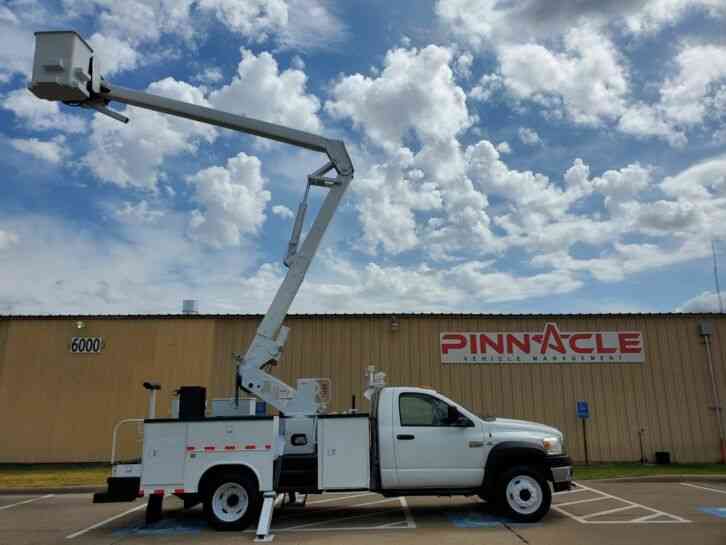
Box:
[92, 477, 140, 503]
[145, 494, 163, 525]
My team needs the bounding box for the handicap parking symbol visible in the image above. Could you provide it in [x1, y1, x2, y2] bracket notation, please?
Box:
[699, 507, 726, 519]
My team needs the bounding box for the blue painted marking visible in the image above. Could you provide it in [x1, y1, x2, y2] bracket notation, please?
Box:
[699, 507, 726, 519]
[446, 510, 542, 529]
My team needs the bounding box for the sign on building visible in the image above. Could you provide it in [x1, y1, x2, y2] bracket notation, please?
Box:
[440, 322, 644, 364]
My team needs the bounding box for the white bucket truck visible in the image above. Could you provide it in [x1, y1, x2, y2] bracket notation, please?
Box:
[29, 31, 572, 540]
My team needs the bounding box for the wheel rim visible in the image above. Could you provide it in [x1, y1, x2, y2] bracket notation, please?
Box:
[505, 475, 542, 515]
[212, 482, 249, 522]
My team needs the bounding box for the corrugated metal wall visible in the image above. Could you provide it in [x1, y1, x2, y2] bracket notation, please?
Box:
[0, 314, 724, 463]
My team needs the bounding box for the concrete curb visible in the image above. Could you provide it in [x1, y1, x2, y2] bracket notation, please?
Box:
[582, 474, 726, 484]
[0, 485, 104, 495]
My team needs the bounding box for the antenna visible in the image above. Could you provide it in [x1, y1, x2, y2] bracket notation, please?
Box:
[713, 240, 724, 313]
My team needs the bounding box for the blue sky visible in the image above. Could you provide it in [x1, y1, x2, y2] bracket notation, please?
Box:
[1, 0, 726, 315]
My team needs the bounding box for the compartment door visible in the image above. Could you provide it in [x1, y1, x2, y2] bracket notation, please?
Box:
[141, 423, 187, 486]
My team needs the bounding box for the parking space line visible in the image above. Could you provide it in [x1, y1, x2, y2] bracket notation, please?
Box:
[0, 494, 54, 511]
[556, 496, 608, 507]
[400, 497, 416, 528]
[582, 504, 638, 519]
[681, 482, 726, 495]
[553, 487, 586, 496]
[552, 482, 690, 524]
[65, 502, 147, 539]
[307, 492, 374, 505]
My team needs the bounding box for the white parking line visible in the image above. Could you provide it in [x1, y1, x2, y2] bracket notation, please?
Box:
[275, 497, 401, 531]
[681, 482, 726, 495]
[65, 502, 147, 539]
[0, 494, 54, 511]
[552, 482, 690, 524]
[400, 497, 416, 528]
[556, 496, 609, 507]
[307, 492, 374, 505]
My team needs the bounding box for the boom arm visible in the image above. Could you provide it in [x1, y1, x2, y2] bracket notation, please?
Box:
[101, 87, 353, 415]
[28, 31, 354, 416]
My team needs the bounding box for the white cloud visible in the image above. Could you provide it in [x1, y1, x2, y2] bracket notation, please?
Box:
[469, 74, 502, 102]
[186, 152, 271, 247]
[210, 49, 321, 134]
[496, 141, 511, 154]
[659, 44, 726, 127]
[326, 45, 471, 152]
[87, 33, 139, 75]
[677, 290, 723, 312]
[110, 200, 166, 224]
[454, 51, 473, 79]
[271, 205, 294, 220]
[193, 67, 224, 84]
[84, 77, 216, 190]
[0, 229, 19, 251]
[10, 135, 68, 164]
[518, 127, 541, 146]
[498, 26, 628, 126]
[2, 89, 87, 134]
[197, 0, 346, 49]
[0, 9, 33, 83]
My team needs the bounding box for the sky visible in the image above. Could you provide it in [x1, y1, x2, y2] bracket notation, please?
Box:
[1, 0, 726, 315]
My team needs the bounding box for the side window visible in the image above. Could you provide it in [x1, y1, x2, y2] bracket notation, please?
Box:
[399, 393, 450, 427]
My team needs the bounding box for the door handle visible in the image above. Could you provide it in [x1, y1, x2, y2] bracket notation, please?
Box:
[396, 434, 415, 440]
[469, 440, 484, 448]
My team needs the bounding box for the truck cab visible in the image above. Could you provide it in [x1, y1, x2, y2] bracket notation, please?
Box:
[370, 386, 572, 522]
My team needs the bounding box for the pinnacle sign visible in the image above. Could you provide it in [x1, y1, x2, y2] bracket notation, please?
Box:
[440, 323, 644, 364]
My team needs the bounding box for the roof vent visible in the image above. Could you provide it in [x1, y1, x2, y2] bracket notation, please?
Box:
[182, 299, 199, 315]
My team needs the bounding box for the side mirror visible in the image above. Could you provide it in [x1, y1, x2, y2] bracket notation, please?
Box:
[447, 405, 474, 427]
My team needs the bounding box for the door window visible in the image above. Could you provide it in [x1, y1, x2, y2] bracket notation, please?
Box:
[399, 393, 450, 426]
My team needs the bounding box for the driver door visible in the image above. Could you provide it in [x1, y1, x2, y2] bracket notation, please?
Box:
[393, 392, 485, 488]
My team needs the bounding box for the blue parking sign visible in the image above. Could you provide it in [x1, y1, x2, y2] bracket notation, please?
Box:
[577, 400, 589, 419]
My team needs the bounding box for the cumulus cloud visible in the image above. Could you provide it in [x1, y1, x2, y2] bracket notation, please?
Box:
[271, 205, 294, 220]
[110, 200, 166, 225]
[2, 89, 86, 134]
[498, 26, 628, 126]
[327, 45, 471, 152]
[186, 152, 271, 247]
[518, 128, 541, 146]
[198, 0, 346, 50]
[10, 136, 68, 164]
[87, 33, 139, 75]
[210, 48, 321, 134]
[83, 77, 216, 190]
[677, 290, 724, 312]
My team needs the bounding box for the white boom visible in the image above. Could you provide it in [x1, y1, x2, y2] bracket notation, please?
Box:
[29, 31, 354, 416]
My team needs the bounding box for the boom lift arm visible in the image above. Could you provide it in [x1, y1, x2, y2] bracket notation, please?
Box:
[29, 31, 354, 416]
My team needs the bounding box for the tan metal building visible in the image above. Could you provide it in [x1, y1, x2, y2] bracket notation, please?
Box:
[0, 313, 724, 464]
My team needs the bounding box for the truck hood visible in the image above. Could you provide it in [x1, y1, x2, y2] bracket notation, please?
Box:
[484, 417, 563, 440]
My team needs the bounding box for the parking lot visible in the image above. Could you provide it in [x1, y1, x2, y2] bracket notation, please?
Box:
[1, 481, 725, 545]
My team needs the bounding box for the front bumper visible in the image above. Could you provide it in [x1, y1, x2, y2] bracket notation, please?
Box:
[544, 455, 573, 492]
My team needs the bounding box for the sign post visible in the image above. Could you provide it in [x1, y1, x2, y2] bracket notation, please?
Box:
[577, 400, 590, 465]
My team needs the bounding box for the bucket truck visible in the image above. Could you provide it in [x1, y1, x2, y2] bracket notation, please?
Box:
[29, 31, 572, 540]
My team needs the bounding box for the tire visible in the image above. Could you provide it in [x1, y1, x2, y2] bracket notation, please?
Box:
[494, 465, 551, 523]
[203, 471, 262, 531]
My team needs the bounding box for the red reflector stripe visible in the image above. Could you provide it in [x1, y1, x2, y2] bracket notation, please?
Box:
[153, 489, 164, 495]
[186, 446, 194, 451]
[224, 445, 235, 450]
[204, 446, 215, 451]
[265, 444, 271, 449]
[244, 444, 256, 450]
[174, 488, 185, 494]
[137, 491, 145, 498]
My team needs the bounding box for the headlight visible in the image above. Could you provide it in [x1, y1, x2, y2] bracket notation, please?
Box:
[542, 436, 563, 455]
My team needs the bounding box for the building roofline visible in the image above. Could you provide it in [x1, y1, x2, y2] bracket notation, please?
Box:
[0, 312, 724, 320]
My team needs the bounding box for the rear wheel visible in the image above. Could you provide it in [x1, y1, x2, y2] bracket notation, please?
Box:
[495, 465, 551, 522]
[203, 472, 261, 531]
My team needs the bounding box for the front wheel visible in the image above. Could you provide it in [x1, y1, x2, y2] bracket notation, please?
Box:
[495, 465, 551, 523]
[203, 472, 261, 531]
